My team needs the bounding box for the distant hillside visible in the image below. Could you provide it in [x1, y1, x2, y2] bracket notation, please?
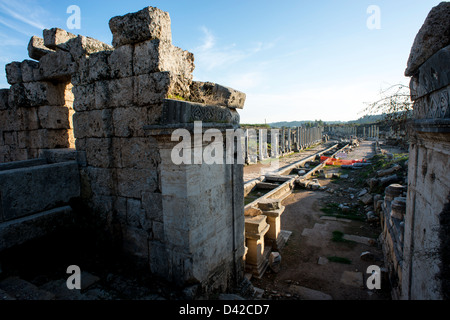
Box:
[269, 120, 344, 128]
[348, 114, 384, 125]
[267, 115, 385, 128]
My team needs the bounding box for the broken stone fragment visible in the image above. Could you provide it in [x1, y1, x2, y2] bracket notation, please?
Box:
[360, 193, 373, 205]
[190, 81, 246, 109]
[405, 2, 450, 76]
[269, 252, 281, 273]
[360, 251, 375, 262]
[377, 164, 402, 177]
[66, 36, 114, 60]
[27, 36, 55, 61]
[258, 199, 282, 211]
[133, 39, 194, 78]
[245, 206, 263, 217]
[43, 28, 78, 50]
[390, 197, 407, 220]
[109, 6, 172, 48]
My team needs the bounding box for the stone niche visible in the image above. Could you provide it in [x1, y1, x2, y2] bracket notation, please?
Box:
[401, 2, 450, 300]
[0, 5, 247, 297]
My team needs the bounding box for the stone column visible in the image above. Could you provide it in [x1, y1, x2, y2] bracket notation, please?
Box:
[258, 129, 268, 160]
[145, 99, 245, 291]
[244, 215, 270, 277]
[271, 129, 280, 158]
[258, 199, 286, 250]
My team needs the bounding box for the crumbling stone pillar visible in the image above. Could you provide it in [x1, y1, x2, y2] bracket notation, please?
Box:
[145, 98, 245, 291]
[244, 215, 270, 277]
[402, 2, 450, 300]
[258, 199, 285, 250]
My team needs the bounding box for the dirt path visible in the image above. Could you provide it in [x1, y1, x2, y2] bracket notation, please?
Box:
[249, 140, 392, 300]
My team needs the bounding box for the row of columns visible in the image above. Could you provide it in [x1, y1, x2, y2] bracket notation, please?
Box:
[243, 127, 325, 164]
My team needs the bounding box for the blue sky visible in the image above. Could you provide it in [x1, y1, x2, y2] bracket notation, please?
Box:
[0, 0, 444, 123]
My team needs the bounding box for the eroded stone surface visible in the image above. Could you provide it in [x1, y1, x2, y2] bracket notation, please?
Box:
[109, 6, 172, 48]
[405, 2, 450, 76]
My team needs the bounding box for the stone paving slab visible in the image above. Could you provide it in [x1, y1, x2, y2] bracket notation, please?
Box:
[289, 285, 333, 300]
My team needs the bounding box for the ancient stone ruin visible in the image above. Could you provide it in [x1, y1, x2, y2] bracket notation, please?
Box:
[0, 6, 248, 296]
[380, 1, 450, 300]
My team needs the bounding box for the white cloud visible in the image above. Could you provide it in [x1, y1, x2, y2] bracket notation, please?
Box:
[0, 0, 48, 31]
[192, 26, 276, 74]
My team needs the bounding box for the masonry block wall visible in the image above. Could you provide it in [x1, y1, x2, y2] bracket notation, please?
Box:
[0, 68, 74, 162]
[0, 6, 247, 295]
[402, 2, 450, 300]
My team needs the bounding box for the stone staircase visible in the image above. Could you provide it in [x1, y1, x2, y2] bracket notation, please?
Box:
[0, 271, 168, 300]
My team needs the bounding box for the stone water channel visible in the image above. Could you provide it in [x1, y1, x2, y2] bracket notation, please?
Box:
[242, 141, 352, 278]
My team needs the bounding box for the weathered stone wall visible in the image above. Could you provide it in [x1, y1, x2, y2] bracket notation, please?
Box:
[0, 71, 74, 162]
[401, 2, 450, 300]
[0, 6, 247, 296]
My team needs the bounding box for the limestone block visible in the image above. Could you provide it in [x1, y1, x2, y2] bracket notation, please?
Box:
[190, 81, 246, 109]
[43, 28, 77, 50]
[117, 168, 159, 198]
[65, 36, 113, 60]
[38, 105, 70, 129]
[245, 215, 269, 238]
[73, 109, 113, 139]
[0, 161, 79, 221]
[0, 89, 9, 110]
[141, 192, 163, 222]
[0, 107, 39, 132]
[160, 98, 240, 125]
[88, 51, 111, 82]
[39, 51, 74, 81]
[84, 167, 115, 196]
[5, 62, 22, 85]
[20, 60, 41, 83]
[127, 198, 152, 231]
[112, 107, 147, 137]
[119, 138, 160, 169]
[3, 132, 17, 146]
[95, 78, 134, 109]
[72, 83, 95, 111]
[16, 107, 40, 131]
[245, 207, 263, 217]
[133, 39, 194, 77]
[108, 44, 134, 78]
[405, 2, 450, 76]
[134, 73, 171, 106]
[27, 36, 55, 61]
[0, 109, 14, 131]
[151, 221, 165, 241]
[258, 199, 283, 211]
[83, 137, 121, 168]
[109, 6, 172, 48]
[17, 129, 70, 149]
[9, 82, 65, 107]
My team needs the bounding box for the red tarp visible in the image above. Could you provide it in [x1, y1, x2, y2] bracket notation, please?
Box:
[320, 156, 366, 166]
